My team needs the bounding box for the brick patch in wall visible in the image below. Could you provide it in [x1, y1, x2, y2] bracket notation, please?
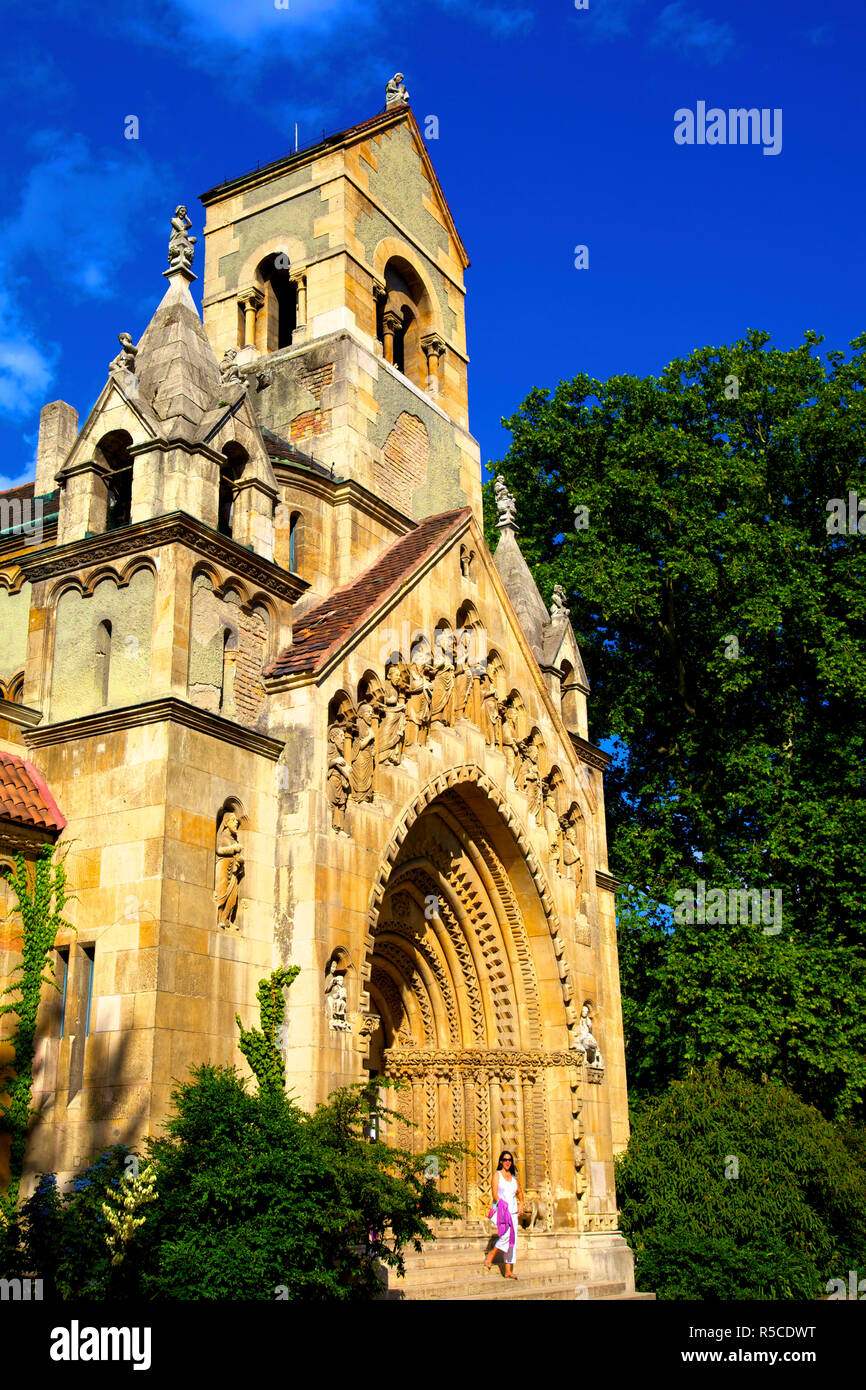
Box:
[290, 410, 331, 441]
[375, 412, 429, 513]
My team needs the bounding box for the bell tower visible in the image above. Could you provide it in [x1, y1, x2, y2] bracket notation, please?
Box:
[199, 81, 482, 534]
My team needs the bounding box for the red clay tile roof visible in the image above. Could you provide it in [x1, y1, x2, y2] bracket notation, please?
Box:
[264, 507, 472, 679]
[0, 752, 66, 833]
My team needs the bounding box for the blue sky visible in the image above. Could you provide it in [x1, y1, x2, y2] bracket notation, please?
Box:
[0, 0, 863, 491]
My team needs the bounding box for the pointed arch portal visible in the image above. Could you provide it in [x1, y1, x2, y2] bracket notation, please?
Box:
[362, 767, 588, 1226]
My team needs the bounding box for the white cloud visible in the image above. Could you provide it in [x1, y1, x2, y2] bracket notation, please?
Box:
[650, 3, 735, 63]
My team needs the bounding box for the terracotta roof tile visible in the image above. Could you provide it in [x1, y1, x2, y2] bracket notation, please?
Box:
[0, 752, 66, 833]
[264, 507, 471, 679]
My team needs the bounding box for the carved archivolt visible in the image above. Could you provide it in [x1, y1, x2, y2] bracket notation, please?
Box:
[363, 764, 589, 1051]
[325, 643, 587, 882]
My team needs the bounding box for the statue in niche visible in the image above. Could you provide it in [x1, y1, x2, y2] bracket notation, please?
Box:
[326, 721, 352, 832]
[400, 658, 430, 747]
[452, 659, 474, 723]
[325, 961, 350, 1031]
[377, 665, 407, 764]
[560, 809, 584, 885]
[494, 474, 517, 528]
[219, 348, 246, 387]
[519, 734, 543, 818]
[109, 332, 137, 377]
[500, 696, 521, 778]
[213, 811, 244, 930]
[385, 72, 410, 107]
[428, 640, 455, 727]
[550, 584, 570, 621]
[351, 699, 376, 802]
[542, 779, 562, 871]
[459, 545, 475, 579]
[479, 670, 503, 748]
[578, 1004, 603, 1067]
[167, 205, 197, 272]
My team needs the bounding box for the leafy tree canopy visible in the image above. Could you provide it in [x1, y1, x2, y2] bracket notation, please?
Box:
[485, 331, 866, 1117]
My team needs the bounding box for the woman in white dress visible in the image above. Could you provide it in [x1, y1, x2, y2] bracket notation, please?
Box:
[484, 1150, 524, 1278]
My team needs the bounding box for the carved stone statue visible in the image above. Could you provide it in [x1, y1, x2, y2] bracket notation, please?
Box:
[428, 651, 455, 727]
[560, 808, 584, 885]
[386, 72, 410, 107]
[452, 661, 474, 723]
[325, 961, 350, 1031]
[518, 734, 542, 818]
[219, 348, 246, 388]
[578, 1004, 603, 1067]
[542, 778, 562, 871]
[167, 204, 197, 272]
[494, 474, 517, 529]
[459, 545, 474, 579]
[479, 671, 502, 749]
[500, 696, 521, 778]
[109, 332, 137, 377]
[350, 700, 376, 802]
[213, 811, 244, 929]
[401, 660, 430, 747]
[378, 666, 407, 765]
[326, 721, 352, 832]
[550, 584, 570, 621]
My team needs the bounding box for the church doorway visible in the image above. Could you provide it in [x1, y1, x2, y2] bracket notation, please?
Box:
[365, 780, 581, 1226]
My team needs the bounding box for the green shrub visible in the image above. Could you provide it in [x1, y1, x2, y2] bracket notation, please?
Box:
[616, 1063, 866, 1299]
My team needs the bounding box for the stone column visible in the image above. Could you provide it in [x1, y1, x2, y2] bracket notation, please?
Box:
[291, 273, 307, 327]
[238, 287, 264, 350]
[522, 1072, 537, 1193]
[489, 1074, 502, 1163]
[421, 333, 445, 395]
[383, 309, 401, 365]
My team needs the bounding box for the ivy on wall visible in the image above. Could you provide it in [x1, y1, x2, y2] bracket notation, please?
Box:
[0, 844, 74, 1217]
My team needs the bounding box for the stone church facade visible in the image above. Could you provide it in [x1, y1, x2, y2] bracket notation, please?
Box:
[1, 88, 635, 1291]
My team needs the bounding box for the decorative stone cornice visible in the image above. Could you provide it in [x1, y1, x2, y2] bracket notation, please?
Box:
[24, 696, 284, 759]
[15, 511, 308, 603]
[569, 734, 611, 771]
[0, 698, 41, 728]
[595, 870, 620, 894]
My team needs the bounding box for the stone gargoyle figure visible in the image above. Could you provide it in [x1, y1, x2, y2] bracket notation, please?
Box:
[109, 332, 137, 376]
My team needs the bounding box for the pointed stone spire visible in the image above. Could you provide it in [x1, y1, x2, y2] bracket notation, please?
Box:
[492, 474, 550, 660]
[132, 208, 221, 440]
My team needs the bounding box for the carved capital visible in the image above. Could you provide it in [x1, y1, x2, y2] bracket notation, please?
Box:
[237, 285, 265, 310]
[383, 309, 402, 334]
[421, 332, 446, 360]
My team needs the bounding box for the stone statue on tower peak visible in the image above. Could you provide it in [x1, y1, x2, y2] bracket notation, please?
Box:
[386, 72, 410, 108]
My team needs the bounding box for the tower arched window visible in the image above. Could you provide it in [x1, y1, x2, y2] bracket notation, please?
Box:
[218, 446, 247, 539]
[289, 511, 302, 571]
[96, 431, 133, 531]
[257, 253, 297, 352]
[378, 256, 432, 391]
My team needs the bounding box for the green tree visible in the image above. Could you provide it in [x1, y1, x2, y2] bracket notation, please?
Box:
[486, 331, 866, 1117]
[10, 969, 465, 1299]
[615, 1064, 866, 1300]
